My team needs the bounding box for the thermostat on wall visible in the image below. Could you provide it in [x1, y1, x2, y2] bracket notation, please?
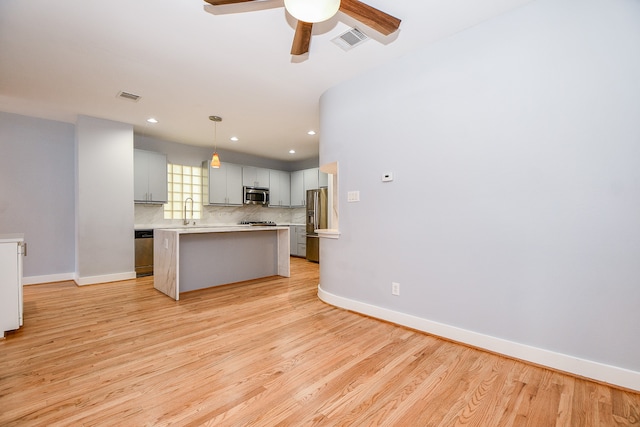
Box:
[382, 172, 394, 182]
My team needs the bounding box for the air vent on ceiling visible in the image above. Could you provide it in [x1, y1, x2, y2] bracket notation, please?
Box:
[117, 91, 141, 102]
[332, 28, 369, 51]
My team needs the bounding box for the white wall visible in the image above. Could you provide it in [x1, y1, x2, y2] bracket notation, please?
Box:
[319, 0, 640, 390]
[0, 112, 75, 283]
[75, 115, 135, 284]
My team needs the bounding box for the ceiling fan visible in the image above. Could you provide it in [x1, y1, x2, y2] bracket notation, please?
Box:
[203, 0, 401, 55]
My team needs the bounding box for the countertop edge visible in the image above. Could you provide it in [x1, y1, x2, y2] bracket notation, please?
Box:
[136, 223, 304, 230]
[155, 226, 290, 234]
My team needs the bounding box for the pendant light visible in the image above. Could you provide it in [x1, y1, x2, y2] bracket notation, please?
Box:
[209, 115, 222, 168]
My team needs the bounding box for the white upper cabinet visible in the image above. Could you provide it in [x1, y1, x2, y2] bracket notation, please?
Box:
[269, 170, 291, 207]
[134, 149, 167, 204]
[290, 168, 324, 207]
[290, 170, 305, 207]
[303, 168, 319, 193]
[319, 170, 329, 188]
[242, 166, 270, 188]
[206, 162, 243, 205]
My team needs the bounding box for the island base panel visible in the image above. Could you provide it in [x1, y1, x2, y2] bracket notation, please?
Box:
[179, 231, 278, 293]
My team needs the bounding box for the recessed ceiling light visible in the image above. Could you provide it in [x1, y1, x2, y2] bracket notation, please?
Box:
[230, 136, 239, 142]
[289, 149, 296, 154]
[146, 118, 158, 124]
[307, 130, 316, 135]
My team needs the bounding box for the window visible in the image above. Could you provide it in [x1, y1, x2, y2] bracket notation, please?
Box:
[164, 164, 202, 220]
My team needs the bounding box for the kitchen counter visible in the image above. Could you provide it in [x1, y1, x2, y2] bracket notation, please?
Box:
[135, 223, 305, 230]
[153, 226, 290, 300]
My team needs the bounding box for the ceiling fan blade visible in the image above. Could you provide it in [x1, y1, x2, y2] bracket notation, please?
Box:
[203, 0, 283, 15]
[339, 0, 401, 36]
[291, 21, 313, 55]
[204, 0, 260, 5]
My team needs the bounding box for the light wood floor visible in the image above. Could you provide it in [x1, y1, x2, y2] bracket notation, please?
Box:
[1, 257, 639, 426]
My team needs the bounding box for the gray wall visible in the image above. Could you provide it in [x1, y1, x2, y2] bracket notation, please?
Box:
[0, 112, 75, 279]
[320, 0, 640, 374]
[75, 116, 135, 282]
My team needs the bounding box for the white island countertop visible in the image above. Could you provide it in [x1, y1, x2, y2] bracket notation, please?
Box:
[158, 225, 289, 233]
[154, 226, 290, 300]
[135, 224, 305, 231]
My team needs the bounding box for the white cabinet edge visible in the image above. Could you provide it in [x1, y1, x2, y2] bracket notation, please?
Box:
[0, 234, 24, 243]
[316, 229, 340, 239]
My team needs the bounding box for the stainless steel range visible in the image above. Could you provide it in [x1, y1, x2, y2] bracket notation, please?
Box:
[239, 221, 277, 226]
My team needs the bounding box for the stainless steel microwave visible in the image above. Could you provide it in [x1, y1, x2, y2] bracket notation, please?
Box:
[243, 186, 269, 205]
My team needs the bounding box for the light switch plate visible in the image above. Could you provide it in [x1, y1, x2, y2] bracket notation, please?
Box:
[347, 191, 360, 202]
[382, 172, 394, 182]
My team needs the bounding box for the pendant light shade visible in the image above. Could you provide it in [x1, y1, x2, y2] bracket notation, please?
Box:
[210, 152, 220, 168]
[284, 0, 340, 23]
[209, 115, 222, 169]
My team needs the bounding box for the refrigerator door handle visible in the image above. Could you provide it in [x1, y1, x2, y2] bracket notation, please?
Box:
[314, 192, 319, 230]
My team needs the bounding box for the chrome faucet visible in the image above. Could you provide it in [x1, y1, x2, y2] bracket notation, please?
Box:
[183, 197, 194, 226]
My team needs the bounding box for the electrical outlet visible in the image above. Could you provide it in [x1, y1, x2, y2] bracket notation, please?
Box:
[392, 282, 400, 296]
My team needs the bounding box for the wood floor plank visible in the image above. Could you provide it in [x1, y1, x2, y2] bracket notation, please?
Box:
[1, 257, 639, 426]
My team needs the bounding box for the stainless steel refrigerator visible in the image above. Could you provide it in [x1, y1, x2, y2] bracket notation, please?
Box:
[306, 188, 328, 263]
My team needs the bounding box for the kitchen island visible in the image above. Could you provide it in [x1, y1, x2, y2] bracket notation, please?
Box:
[153, 226, 290, 300]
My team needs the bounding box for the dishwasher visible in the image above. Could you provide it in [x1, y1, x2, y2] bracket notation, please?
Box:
[134, 229, 154, 277]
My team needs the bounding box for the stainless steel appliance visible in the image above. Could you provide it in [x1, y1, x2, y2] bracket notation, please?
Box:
[239, 220, 277, 226]
[134, 229, 154, 277]
[306, 188, 328, 263]
[243, 186, 269, 205]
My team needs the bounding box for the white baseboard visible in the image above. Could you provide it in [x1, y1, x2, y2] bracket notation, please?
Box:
[317, 285, 640, 392]
[23, 272, 76, 285]
[75, 271, 136, 286]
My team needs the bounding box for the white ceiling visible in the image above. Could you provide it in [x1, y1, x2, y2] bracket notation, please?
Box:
[0, 0, 534, 161]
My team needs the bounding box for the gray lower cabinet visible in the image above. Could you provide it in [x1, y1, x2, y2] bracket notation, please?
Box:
[289, 225, 306, 257]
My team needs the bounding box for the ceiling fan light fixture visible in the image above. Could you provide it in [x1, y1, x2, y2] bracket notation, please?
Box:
[284, 0, 340, 23]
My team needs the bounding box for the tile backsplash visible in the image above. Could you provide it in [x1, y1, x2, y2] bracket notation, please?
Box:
[135, 203, 305, 227]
